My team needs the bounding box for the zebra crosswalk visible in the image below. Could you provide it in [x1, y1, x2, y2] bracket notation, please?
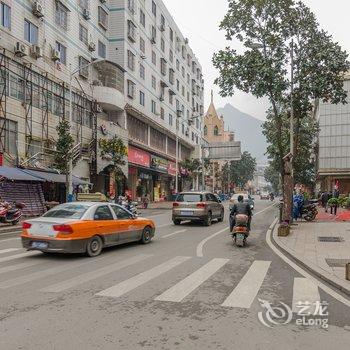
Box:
[0, 248, 329, 311]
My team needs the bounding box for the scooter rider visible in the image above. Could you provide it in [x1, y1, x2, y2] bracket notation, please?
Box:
[230, 195, 252, 231]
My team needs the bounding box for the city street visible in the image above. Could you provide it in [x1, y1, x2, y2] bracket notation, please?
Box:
[0, 199, 349, 350]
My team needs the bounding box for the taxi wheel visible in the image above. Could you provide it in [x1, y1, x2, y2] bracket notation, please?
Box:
[141, 226, 152, 244]
[86, 236, 103, 257]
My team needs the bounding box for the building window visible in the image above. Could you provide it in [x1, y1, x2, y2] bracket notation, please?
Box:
[127, 80, 135, 98]
[152, 51, 156, 65]
[152, 1, 157, 16]
[160, 58, 167, 76]
[79, 56, 90, 78]
[128, 0, 135, 13]
[127, 50, 135, 71]
[55, 41, 67, 65]
[140, 37, 145, 53]
[55, 1, 68, 30]
[98, 6, 108, 30]
[127, 20, 136, 42]
[0, 118, 17, 156]
[98, 41, 106, 58]
[169, 91, 173, 105]
[1, 2, 11, 29]
[160, 107, 164, 120]
[152, 76, 156, 90]
[169, 68, 174, 85]
[140, 63, 145, 79]
[79, 0, 89, 9]
[139, 91, 145, 106]
[182, 86, 185, 97]
[24, 20, 38, 44]
[169, 28, 173, 42]
[151, 100, 156, 114]
[176, 79, 179, 91]
[151, 25, 156, 43]
[169, 49, 173, 63]
[181, 66, 185, 78]
[161, 14, 165, 28]
[140, 9, 145, 27]
[161, 38, 165, 52]
[204, 125, 207, 136]
[176, 59, 180, 70]
[214, 125, 219, 136]
[79, 24, 88, 45]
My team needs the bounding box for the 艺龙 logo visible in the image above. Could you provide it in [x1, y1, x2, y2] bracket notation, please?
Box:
[258, 299, 293, 328]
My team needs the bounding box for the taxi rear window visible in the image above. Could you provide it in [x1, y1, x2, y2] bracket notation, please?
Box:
[176, 194, 203, 202]
[43, 204, 89, 219]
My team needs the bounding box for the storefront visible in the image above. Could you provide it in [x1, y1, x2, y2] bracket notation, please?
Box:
[127, 146, 176, 202]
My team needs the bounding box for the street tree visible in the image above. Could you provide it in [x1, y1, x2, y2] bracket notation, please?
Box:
[264, 163, 280, 194]
[230, 151, 257, 189]
[213, 0, 349, 217]
[179, 158, 202, 189]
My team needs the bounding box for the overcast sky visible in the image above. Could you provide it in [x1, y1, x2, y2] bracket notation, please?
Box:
[162, 0, 350, 121]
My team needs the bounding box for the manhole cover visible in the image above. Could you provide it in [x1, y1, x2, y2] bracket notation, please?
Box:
[326, 259, 350, 267]
[318, 236, 344, 242]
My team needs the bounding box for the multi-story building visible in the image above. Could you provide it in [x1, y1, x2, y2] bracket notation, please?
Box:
[0, 0, 204, 203]
[203, 92, 234, 191]
[110, 0, 204, 200]
[317, 74, 350, 195]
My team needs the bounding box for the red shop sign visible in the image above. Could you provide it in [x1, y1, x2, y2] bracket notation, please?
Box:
[128, 147, 150, 168]
[168, 162, 177, 176]
[0, 153, 3, 166]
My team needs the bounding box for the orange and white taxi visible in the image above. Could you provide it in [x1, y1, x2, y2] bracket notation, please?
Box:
[21, 202, 155, 257]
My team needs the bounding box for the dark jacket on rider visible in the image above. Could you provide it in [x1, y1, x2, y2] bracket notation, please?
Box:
[230, 201, 252, 231]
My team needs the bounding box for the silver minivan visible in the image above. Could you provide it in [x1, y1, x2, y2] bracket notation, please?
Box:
[172, 191, 224, 226]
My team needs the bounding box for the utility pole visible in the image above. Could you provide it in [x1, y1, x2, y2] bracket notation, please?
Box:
[289, 39, 295, 221]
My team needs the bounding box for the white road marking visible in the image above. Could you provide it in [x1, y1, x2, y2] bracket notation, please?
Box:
[162, 229, 187, 238]
[0, 231, 21, 236]
[266, 219, 350, 308]
[40, 254, 153, 293]
[196, 227, 229, 258]
[196, 203, 276, 257]
[96, 256, 190, 298]
[0, 248, 21, 255]
[0, 261, 42, 275]
[0, 251, 40, 264]
[222, 260, 271, 308]
[292, 277, 321, 314]
[155, 258, 229, 302]
[0, 237, 21, 243]
[156, 223, 172, 228]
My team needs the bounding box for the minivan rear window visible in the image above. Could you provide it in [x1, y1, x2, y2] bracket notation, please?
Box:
[176, 194, 203, 202]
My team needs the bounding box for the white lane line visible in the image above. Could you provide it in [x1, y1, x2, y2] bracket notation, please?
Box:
[266, 219, 350, 308]
[162, 229, 187, 239]
[0, 261, 42, 275]
[0, 248, 21, 255]
[0, 251, 40, 264]
[0, 237, 21, 243]
[156, 223, 172, 228]
[292, 277, 321, 314]
[222, 260, 271, 308]
[155, 258, 229, 302]
[196, 202, 276, 258]
[196, 227, 229, 258]
[40, 254, 153, 293]
[0, 231, 21, 237]
[96, 256, 191, 298]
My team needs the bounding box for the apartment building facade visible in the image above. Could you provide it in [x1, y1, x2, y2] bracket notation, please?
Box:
[0, 0, 204, 202]
[318, 75, 350, 195]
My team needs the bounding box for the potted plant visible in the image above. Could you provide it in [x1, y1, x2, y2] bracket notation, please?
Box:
[278, 221, 290, 237]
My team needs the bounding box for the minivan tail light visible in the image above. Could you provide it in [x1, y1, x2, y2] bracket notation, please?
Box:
[22, 222, 32, 229]
[197, 202, 206, 209]
[173, 202, 179, 207]
[53, 224, 73, 234]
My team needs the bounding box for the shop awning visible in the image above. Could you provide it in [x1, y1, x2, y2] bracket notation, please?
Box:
[0, 166, 45, 182]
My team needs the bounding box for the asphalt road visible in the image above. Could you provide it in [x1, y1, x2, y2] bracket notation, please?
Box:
[0, 199, 349, 350]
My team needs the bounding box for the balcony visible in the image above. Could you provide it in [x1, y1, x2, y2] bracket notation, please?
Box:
[92, 61, 125, 111]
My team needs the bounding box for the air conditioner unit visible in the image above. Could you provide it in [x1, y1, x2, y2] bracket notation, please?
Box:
[159, 95, 164, 102]
[30, 45, 43, 59]
[14, 42, 28, 57]
[185, 129, 189, 136]
[32, 2, 44, 18]
[83, 9, 91, 20]
[51, 49, 60, 62]
[94, 103, 103, 113]
[88, 42, 96, 52]
[100, 0, 107, 3]
[140, 54, 146, 60]
[160, 24, 165, 32]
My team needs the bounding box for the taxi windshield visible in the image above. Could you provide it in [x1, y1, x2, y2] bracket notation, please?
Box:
[43, 204, 89, 219]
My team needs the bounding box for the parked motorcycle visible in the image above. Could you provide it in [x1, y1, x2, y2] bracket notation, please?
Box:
[0, 201, 25, 225]
[270, 193, 275, 201]
[231, 214, 250, 247]
[302, 201, 318, 222]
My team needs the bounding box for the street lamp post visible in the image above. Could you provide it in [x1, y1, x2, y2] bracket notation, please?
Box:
[175, 109, 183, 194]
[67, 58, 105, 202]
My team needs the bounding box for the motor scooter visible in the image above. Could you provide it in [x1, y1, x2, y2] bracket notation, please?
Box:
[0, 201, 25, 225]
[231, 214, 250, 247]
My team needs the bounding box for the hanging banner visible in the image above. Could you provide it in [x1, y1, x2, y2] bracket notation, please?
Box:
[168, 162, 177, 176]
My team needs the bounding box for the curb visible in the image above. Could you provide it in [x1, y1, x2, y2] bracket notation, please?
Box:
[0, 227, 22, 235]
[270, 222, 350, 297]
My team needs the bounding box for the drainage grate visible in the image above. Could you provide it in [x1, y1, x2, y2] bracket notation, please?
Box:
[326, 259, 350, 267]
[318, 236, 344, 243]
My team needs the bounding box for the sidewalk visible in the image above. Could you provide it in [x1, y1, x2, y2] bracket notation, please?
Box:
[273, 221, 350, 295]
[316, 207, 350, 222]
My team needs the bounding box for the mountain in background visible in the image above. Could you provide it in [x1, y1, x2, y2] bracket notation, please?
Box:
[216, 104, 268, 164]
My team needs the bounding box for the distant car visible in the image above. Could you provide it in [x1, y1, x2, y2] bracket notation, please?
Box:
[229, 193, 255, 211]
[172, 191, 224, 226]
[21, 202, 155, 257]
[260, 192, 270, 200]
